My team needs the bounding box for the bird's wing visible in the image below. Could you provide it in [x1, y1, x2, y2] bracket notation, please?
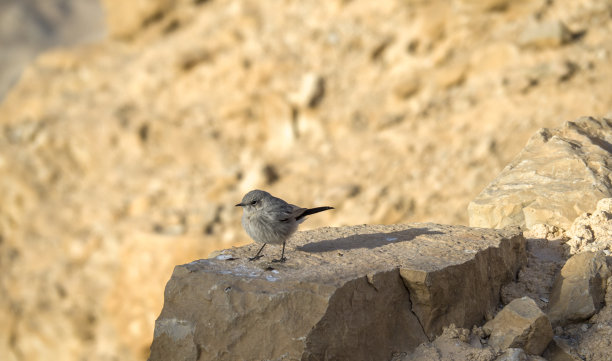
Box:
[266, 204, 305, 223]
[288, 205, 309, 221]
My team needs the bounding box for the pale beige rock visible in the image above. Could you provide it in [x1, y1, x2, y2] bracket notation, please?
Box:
[566, 198, 612, 254]
[149, 224, 525, 361]
[518, 21, 573, 48]
[525, 224, 562, 240]
[469, 117, 612, 230]
[547, 251, 611, 325]
[483, 296, 553, 355]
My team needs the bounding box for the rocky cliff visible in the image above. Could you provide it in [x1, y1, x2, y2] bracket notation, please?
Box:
[1, 0, 612, 360]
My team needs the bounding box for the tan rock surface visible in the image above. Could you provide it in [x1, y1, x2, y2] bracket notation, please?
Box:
[149, 224, 525, 361]
[483, 297, 553, 355]
[3, 0, 612, 361]
[469, 117, 612, 230]
[566, 198, 612, 254]
[547, 251, 611, 326]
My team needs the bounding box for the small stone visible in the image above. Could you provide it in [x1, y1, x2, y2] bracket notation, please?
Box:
[518, 21, 573, 49]
[483, 296, 553, 355]
[289, 72, 326, 108]
[393, 75, 420, 99]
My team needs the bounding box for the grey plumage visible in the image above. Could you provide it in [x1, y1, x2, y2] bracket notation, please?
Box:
[235, 189, 333, 262]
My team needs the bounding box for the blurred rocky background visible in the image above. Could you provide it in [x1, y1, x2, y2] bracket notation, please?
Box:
[0, 0, 105, 100]
[0, 0, 611, 360]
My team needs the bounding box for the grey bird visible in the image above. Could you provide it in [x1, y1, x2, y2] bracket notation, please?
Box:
[235, 190, 333, 262]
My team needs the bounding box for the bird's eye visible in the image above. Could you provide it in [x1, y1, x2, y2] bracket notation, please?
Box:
[250, 200, 257, 205]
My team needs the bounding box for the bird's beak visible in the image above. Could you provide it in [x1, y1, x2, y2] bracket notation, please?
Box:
[235, 203, 244, 207]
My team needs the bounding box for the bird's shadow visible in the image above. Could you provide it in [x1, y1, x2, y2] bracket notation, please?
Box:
[297, 227, 443, 253]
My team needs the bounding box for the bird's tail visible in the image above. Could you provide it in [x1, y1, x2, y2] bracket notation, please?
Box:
[296, 206, 334, 221]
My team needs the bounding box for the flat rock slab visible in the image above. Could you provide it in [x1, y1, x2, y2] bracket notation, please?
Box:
[149, 223, 525, 361]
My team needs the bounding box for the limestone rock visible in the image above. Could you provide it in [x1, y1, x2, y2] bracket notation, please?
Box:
[483, 297, 552, 355]
[547, 251, 611, 325]
[518, 21, 573, 49]
[566, 198, 612, 254]
[469, 117, 612, 230]
[149, 224, 525, 361]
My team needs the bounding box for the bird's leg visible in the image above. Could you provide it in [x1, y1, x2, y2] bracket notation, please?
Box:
[272, 241, 287, 263]
[249, 243, 266, 261]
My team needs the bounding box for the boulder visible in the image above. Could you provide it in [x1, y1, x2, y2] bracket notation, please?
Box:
[469, 116, 612, 230]
[547, 251, 611, 325]
[149, 224, 525, 361]
[483, 297, 552, 355]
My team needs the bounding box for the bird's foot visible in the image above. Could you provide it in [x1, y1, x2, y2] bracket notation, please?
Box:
[248, 255, 264, 261]
[271, 257, 287, 263]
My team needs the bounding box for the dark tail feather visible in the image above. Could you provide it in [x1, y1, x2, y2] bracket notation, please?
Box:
[296, 206, 334, 221]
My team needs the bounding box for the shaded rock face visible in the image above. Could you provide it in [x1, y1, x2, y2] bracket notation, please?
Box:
[149, 224, 525, 361]
[483, 297, 552, 355]
[469, 117, 612, 230]
[543, 336, 582, 361]
[547, 251, 610, 326]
